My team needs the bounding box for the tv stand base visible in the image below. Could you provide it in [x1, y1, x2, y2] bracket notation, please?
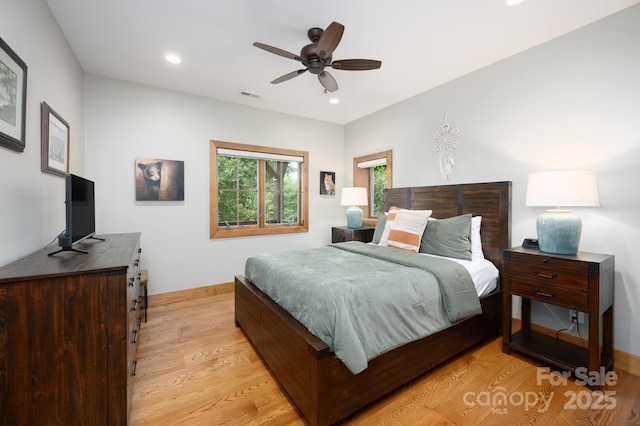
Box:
[48, 235, 106, 256]
[49, 246, 89, 256]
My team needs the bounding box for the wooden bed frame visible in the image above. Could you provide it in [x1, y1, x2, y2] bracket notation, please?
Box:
[235, 181, 511, 425]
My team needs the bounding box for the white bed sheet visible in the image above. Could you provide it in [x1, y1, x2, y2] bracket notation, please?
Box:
[418, 253, 498, 297]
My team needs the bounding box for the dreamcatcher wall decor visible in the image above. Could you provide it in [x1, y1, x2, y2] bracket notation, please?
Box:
[432, 111, 459, 181]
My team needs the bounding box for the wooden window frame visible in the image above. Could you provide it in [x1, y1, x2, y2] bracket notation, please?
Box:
[210, 140, 309, 239]
[353, 150, 392, 225]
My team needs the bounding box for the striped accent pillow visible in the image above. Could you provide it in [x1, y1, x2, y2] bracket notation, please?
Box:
[378, 206, 403, 246]
[379, 207, 432, 252]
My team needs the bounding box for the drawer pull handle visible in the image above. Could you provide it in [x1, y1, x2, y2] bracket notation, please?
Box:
[534, 270, 557, 279]
[533, 288, 557, 298]
[131, 360, 137, 377]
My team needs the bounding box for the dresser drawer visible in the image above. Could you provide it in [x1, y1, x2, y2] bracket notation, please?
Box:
[510, 279, 588, 310]
[508, 252, 588, 289]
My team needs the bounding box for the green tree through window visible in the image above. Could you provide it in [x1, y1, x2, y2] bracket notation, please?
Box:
[217, 156, 259, 226]
[372, 164, 387, 216]
[264, 160, 299, 224]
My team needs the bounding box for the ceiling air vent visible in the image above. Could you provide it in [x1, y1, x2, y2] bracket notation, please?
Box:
[240, 91, 260, 99]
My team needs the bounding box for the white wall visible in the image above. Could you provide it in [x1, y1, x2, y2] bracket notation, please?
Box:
[345, 6, 640, 358]
[84, 75, 344, 295]
[0, 0, 84, 265]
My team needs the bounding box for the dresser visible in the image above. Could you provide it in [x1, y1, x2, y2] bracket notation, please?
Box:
[331, 226, 375, 243]
[502, 247, 614, 386]
[0, 233, 142, 425]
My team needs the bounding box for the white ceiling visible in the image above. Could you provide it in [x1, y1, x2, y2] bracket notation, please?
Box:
[47, 0, 639, 125]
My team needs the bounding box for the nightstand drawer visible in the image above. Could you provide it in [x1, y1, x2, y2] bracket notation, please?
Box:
[331, 226, 374, 243]
[332, 229, 350, 242]
[510, 280, 588, 311]
[508, 252, 588, 289]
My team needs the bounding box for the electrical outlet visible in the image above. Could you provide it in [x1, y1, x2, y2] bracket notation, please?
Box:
[569, 309, 585, 324]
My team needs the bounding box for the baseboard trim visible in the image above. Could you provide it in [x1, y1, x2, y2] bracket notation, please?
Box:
[149, 282, 234, 306]
[511, 318, 640, 378]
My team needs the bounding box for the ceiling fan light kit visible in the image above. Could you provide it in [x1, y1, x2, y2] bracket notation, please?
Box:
[254, 21, 382, 92]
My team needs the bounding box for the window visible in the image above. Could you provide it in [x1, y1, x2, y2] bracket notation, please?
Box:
[353, 150, 392, 219]
[210, 140, 309, 238]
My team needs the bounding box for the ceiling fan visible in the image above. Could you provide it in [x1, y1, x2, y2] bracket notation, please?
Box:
[253, 21, 382, 93]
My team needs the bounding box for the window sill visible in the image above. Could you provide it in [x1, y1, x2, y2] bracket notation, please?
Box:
[211, 224, 308, 239]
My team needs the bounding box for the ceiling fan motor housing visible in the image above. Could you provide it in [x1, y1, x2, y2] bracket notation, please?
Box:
[301, 43, 330, 74]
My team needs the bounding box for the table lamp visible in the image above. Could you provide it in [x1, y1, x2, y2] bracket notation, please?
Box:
[525, 170, 599, 255]
[341, 187, 368, 229]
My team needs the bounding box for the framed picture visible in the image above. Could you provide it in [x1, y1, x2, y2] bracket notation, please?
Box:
[135, 157, 185, 201]
[41, 102, 70, 176]
[320, 171, 336, 195]
[0, 37, 28, 152]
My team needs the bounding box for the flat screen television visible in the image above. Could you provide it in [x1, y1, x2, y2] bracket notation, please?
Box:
[50, 174, 102, 255]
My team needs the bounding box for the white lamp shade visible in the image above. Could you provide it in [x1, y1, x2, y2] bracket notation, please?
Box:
[341, 187, 368, 206]
[525, 170, 599, 207]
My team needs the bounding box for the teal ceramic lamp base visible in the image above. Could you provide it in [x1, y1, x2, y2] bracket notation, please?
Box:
[536, 209, 582, 255]
[346, 206, 364, 229]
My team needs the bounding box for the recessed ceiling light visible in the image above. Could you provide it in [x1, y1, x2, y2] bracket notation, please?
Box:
[165, 54, 182, 64]
[505, 0, 527, 6]
[329, 98, 340, 104]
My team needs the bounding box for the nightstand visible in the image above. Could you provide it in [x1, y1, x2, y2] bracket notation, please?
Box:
[502, 247, 614, 387]
[331, 226, 375, 243]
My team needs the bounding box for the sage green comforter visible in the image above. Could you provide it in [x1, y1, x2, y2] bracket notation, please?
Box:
[244, 241, 481, 374]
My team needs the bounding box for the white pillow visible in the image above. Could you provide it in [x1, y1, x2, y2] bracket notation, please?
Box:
[386, 210, 431, 253]
[471, 216, 484, 260]
[379, 206, 432, 247]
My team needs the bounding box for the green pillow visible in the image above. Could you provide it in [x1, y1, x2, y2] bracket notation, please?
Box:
[372, 213, 387, 244]
[420, 214, 472, 260]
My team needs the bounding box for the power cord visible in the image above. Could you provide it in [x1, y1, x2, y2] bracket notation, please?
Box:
[556, 313, 588, 348]
[575, 317, 585, 341]
[555, 313, 578, 339]
[43, 230, 65, 249]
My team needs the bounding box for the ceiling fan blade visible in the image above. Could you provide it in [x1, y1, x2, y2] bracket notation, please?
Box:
[317, 22, 344, 59]
[318, 71, 338, 92]
[271, 69, 307, 84]
[253, 42, 302, 62]
[331, 59, 382, 71]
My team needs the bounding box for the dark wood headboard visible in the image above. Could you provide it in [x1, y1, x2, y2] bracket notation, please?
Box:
[383, 181, 512, 270]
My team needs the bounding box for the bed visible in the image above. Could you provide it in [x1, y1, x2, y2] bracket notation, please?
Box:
[235, 181, 511, 425]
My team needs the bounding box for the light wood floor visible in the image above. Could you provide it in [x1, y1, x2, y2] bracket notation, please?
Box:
[130, 285, 640, 425]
